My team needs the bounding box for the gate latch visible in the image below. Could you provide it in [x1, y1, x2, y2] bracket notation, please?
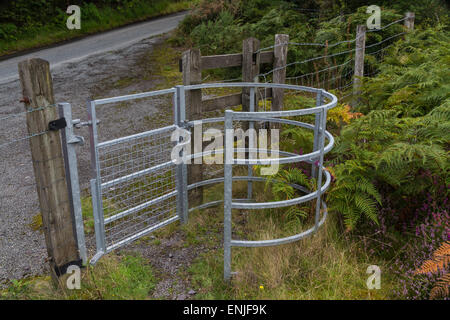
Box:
[48, 117, 67, 131]
[72, 119, 101, 128]
[68, 135, 85, 146]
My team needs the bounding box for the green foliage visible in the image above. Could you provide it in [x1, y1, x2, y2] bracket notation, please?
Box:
[190, 11, 243, 55]
[0, 23, 18, 41]
[0, 0, 192, 56]
[330, 103, 449, 229]
[360, 30, 450, 116]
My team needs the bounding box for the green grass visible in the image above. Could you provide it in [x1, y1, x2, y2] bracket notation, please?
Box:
[0, 0, 194, 57]
[179, 177, 398, 300]
[0, 253, 157, 300]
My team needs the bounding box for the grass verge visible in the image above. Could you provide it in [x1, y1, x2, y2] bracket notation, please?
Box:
[1, 253, 157, 300]
[181, 178, 397, 300]
[0, 1, 193, 57]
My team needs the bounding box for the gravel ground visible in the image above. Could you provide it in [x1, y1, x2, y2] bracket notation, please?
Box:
[0, 33, 179, 288]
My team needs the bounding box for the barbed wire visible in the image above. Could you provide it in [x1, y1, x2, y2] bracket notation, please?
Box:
[258, 46, 357, 78]
[285, 57, 354, 82]
[257, 15, 406, 54]
[365, 32, 406, 49]
[258, 31, 405, 78]
[0, 103, 57, 122]
[256, 33, 364, 54]
[366, 42, 395, 56]
[0, 130, 50, 149]
[367, 17, 407, 33]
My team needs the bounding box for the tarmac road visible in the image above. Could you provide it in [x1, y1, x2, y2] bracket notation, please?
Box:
[0, 11, 187, 84]
[0, 11, 187, 287]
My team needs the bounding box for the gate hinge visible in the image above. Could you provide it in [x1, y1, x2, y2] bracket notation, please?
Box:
[48, 117, 67, 131]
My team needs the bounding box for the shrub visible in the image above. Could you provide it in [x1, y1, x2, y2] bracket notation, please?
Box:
[0, 23, 18, 41]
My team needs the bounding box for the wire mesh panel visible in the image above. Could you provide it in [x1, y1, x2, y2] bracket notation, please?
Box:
[87, 88, 182, 262]
[97, 127, 177, 250]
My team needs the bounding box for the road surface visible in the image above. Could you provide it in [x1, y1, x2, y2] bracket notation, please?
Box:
[0, 11, 187, 287]
[0, 11, 187, 84]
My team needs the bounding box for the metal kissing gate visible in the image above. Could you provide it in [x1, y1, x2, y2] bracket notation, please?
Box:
[66, 82, 337, 280]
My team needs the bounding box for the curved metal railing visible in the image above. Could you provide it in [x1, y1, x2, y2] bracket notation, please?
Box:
[177, 82, 337, 280]
[86, 82, 337, 280]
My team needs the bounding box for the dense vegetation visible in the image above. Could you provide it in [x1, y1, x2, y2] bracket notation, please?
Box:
[0, 0, 191, 56]
[1, 0, 448, 300]
[175, 0, 449, 299]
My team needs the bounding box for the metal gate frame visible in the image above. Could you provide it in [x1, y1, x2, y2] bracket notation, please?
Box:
[86, 87, 189, 264]
[63, 82, 337, 280]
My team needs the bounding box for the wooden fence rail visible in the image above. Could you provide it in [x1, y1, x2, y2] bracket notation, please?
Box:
[180, 34, 289, 205]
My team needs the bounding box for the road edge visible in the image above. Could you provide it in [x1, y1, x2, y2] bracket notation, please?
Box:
[0, 10, 189, 63]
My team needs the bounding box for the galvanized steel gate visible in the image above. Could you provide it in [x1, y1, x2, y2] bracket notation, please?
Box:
[87, 87, 188, 264]
[69, 83, 337, 279]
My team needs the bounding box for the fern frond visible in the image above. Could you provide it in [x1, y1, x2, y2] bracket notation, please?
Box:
[434, 242, 450, 258]
[415, 241, 450, 275]
[353, 193, 378, 224]
[430, 274, 450, 300]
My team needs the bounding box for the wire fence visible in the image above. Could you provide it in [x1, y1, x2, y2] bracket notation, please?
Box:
[0, 104, 58, 148]
[0, 101, 66, 283]
[258, 17, 406, 103]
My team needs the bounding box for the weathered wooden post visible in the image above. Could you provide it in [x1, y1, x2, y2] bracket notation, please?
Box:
[242, 38, 261, 200]
[18, 58, 81, 283]
[242, 37, 261, 116]
[272, 34, 289, 118]
[352, 25, 366, 106]
[182, 49, 203, 207]
[404, 12, 415, 31]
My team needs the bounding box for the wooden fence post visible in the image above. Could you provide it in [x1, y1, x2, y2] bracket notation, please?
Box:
[242, 37, 261, 115]
[182, 49, 203, 207]
[352, 25, 366, 106]
[18, 58, 80, 282]
[242, 37, 260, 163]
[404, 12, 415, 31]
[272, 34, 289, 128]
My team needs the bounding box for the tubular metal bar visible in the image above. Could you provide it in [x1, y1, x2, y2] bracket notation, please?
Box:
[188, 198, 254, 213]
[248, 87, 256, 200]
[101, 160, 175, 189]
[175, 85, 188, 223]
[189, 200, 223, 212]
[90, 179, 106, 257]
[183, 82, 337, 110]
[90, 251, 105, 266]
[187, 175, 325, 210]
[188, 147, 324, 166]
[104, 190, 178, 224]
[184, 117, 335, 164]
[231, 202, 328, 248]
[97, 125, 176, 148]
[186, 116, 336, 154]
[224, 110, 233, 281]
[186, 173, 331, 203]
[92, 88, 176, 105]
[106, 216, 180, 253]
[59, 102, 87, 265]
[174, 86, 189, 223]
[311, 90, 323, 179]
[88, 100, 106, 255]
[232, 171, 331, 210]
[315, 107, 328, 231]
